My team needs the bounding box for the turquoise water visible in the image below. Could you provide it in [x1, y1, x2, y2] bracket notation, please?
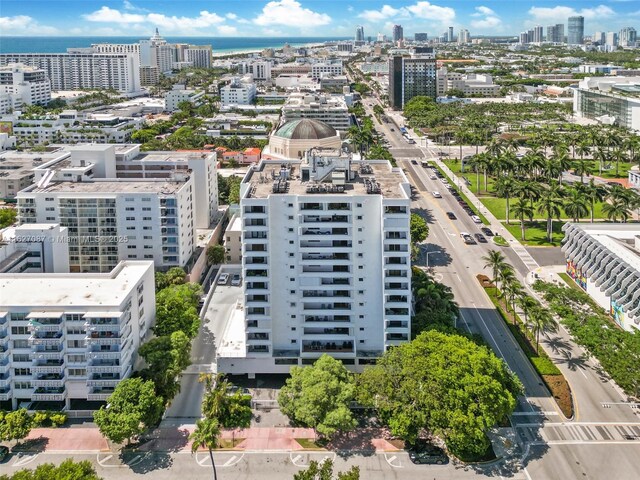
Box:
[0, 36, 348, 54]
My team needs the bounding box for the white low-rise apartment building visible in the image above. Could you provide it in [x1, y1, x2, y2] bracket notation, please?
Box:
[0, 149, 69, 200]
[0, 224, 70, 274]
[574, 76, 640, 131]
[220, 76, 257, 106]
[0, 63, 51, 114]
[311, 60, 343, 79]
[0, 260, 155, 409]
[562, 223, 640, 332]
[164, 86, 205, 112]
[282, 93, 351, 131]
[436, 69, 500, 97]
[217, 149, 411, 374]
[0, 53, 141, 94]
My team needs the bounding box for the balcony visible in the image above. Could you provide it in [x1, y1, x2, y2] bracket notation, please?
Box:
[305, 315, 351, 323]
[302, 340, 354, 353]
[301, 265, 350, 274]
[28, 319, 62, 333]
[303, 327, 351, 336]
[29, 332, 63, 346]
[85, 330, 126, 345]
[32, 373, 65, 388]
[87, 373, 120, 387]
[87, 349, 121, 359]
[32, 387, 66, 402]
[247, 332, 269, 341]
[0, 388, 11, 401]
[321, 278, 350, 286]
[301, 228, 348, 236]
[87, 387, 115, 401]
[386, 333, 409, 341]
[30, 349, 64, 360]
[301, 253, 349, 262]
[248, 345, 269, 354]
[302, 290, 350, 298]
[302, 215, 350, 224]
[386, 321, 408, 329]
[32, 359, 64, 375]
[300, 240, 352, 249]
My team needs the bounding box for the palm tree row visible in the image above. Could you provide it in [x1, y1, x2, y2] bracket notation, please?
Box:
[467, 135, 640, 242]
[482, 250, 556, 353]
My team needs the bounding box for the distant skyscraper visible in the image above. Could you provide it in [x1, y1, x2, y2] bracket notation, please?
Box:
[356, 25, 365, 42]
[458, 29, 470, 44]
[605, 32, 618, 47]
[377, 32, 386, 42]
[533, 26, 544, 43]
[414, 33, 428, 42]
[568, 16, 584, 45]
[593, 31, 605, 44]
[619, 27, 637, 47]
[392, 25, 404, 42]
[546, 24, 565, 43]
[519, 32, 529, 45]
[448, 26, 454, 42]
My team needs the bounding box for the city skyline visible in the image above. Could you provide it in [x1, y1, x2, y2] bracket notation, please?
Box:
[1, 0, 639, 37]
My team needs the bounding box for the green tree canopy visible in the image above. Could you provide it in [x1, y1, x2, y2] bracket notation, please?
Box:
[357, 330, 521, 458]
[154, 283, 202, 338]
[93, 378, 164, 445]
[0, 409, 32, 445]
[0, 209, 17, 229]
[0, 459, 102, 480]
[410, 213, 429, 245]
[207, 244, 226, 265]
[293, 460, 360, 480]
[278, 355, 357, 439]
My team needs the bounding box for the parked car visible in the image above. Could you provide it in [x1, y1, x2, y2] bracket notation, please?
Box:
[411, 159, 418, 165]
[0, 446, 9, 462]
[474, 233, 487, 243]
[231, 274, 242, 286]
[460, 232, 476, 244]
[481, 227, 494, 237]
[471, 215, 482, 224]
[463, 207, 474, 215]
[429, 174, 437, 180]
[407, 441, 448, 465]
[446, 211, 457, 220]
[432, 191, 442, 198]
[217, 273, 229, 285]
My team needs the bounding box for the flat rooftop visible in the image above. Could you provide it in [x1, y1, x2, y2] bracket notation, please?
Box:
[245, 159, 408, 199]
[0, 261, 152, 308]
[0, 151, 69, 180]
[27, 179, 187, 194]
[133, 151, 213, 163]
[567, 223, 640, 273]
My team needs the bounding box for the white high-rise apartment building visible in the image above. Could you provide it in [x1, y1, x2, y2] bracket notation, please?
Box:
[606, 32, 618, 47]
[0, 63, 51, 113]
[619, 27, 638, 47]
[185, 47, 213, 69]
[238, 61, 272, 81]
[533, 26, 544, 43]
[0, 53, 140, 94]
[217, 151, 411, 374]
[458, 29, 470, 44]
[0, 260, 155, 409]
[15, 144, 218, 272]
[220, 76, 257, 106]
[139, 29, 173, 74]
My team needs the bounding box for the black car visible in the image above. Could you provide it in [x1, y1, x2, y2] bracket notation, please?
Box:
[0, 446, 9, 463]
[463, 207, 474, 215]
[481, 227, 494, 237]
[446, 211, 457, 220]
[411, 159, 418, 164]
[407, 441, 448, 465]
[474, 233, 487, 243]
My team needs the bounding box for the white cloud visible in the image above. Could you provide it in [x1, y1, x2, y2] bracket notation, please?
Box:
[528, 5, 615, 22]
[122, 1, 147, 12]
[254, 0, 331, 27]
[359, 5, 406, 22]
[0, 15, 59, 35]
[83, 6, 229, 34]
[406, 2, 455, 23]
[472, 6, 495, 17]
[218, 25, 238, 35]
[84, 7, 146, 23]
[470, 5, 501, 30]
[226, 13, 238, 20]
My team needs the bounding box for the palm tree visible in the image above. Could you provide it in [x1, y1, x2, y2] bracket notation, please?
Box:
[190, 417, 221, 480]
[602, 198, 631, 223]
[517, 295, 538, 328]
[494, 176, 517, 224]
[612, 147, 629, 178]
[573, 159, 593, 183]
[482, 250, 508, 293]
[503, 278, 524, 317]
[583, 179, 607, 223]
[498, 265, 516, 294]
[512, 198, 534, 241]
[537, 185, 564, 243]
[564, 187, 589, 222]
[527, 307, 557, 354]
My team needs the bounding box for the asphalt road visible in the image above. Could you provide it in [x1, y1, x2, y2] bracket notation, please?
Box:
[164, 268, 243, 423]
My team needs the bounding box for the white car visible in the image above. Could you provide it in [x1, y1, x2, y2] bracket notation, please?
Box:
[429, 174, 437, 180]
[231, 274, 242, 286]
[471, 215, 482, 224]
[217, 273, 229, 285]
[432, 191, 442, 198]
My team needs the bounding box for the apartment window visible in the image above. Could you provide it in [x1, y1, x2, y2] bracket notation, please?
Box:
[358, 266, 363, 269]
[358, 228, 363, 232]
[14, 382, 31, 390]
[358, 253, 363, 258]
[128, 254, 137, 258]
[289, 253, 294, 257]
[66, 327, 84, 335]
[68, 340, 84, 348]
[143, 217, 151, 221]
[359, 340, 365, 344]
[125, 197, 134, 202]
[142, 207, 151, 211]
[45, 197, 54, 201]
[126, 216, 135, 221]
[356, 203, 362, 207]
[142, 197, 151, 202]
[143, 236, 152, 240]
[289, 240, 294, 244]
[358, 290, 364, 294]
[358, 240, 363, 244]
[291, 339, 297, 344]
[359, 303, 364, 306]
[291, 315, 296, 319]
[288, 216, 294, 220]
[128, 245, 136, 249]
[290, 265, 294, 269]
[290, 290, 295, 294]
[144, 245, 152, 249]
[290, 303, 296, 307]
[143, 226, 152, 230]
[291, 327, 296, 330]
[68, 354, 84, 363]
[125, 207, 134, 211]
[14, 368, 31, 376]
[11, 326, 29, 335]
[126, 226, 135, 230]
[12, 354, 30, 362]
[68, 368, 87, 377]
[288, 203, 293, 207]
[45, 207, 55, 212]
[144, 254, 153, 259]
[290, 278, 295, 281]
[288, 228, 294, 232]
[357, 216, 362, 220]
[46, 217, 55, 221]
[13, 340, 28, 349]
[359, 315, 364, 319]
[360, 327, 365, 331]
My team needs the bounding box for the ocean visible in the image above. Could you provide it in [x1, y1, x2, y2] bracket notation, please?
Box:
[0, 36, 349, 55]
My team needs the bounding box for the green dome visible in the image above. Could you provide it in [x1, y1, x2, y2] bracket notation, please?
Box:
[273, 119, 337, 140]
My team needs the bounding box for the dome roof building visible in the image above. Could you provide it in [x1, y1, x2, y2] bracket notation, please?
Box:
[266, 119, 342, 159]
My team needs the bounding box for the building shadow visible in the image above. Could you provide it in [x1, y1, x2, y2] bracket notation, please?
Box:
[11, 436, 49, 454]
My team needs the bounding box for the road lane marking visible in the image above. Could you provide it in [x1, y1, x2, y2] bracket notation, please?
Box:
[384, 454, 403, 468]
[223, 455, 237, 467]
[12, 454, 39, 467]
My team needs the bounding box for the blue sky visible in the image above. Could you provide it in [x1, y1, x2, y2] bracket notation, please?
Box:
[1, 1, 639, 37]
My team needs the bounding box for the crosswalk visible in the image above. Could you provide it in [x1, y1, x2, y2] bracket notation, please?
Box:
[516, 422, 640, 445]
